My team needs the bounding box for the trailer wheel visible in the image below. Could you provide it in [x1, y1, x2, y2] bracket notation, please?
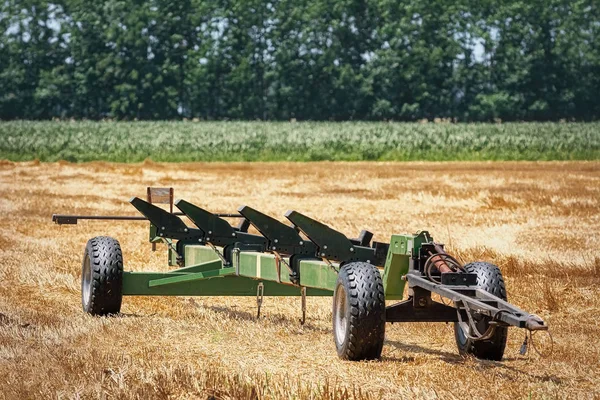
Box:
[454, 262, 508, 360]
[332, 262, 386, 361]
[81, 236, 124, 316]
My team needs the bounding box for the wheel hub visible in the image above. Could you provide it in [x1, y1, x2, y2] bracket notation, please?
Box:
[334, 285, 347, 345]
[81, 254, 92, 308]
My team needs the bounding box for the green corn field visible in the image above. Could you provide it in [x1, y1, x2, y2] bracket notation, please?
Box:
[1, 121, 599, 162]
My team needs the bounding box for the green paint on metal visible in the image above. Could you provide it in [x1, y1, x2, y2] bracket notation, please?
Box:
[297, 259, 338, 291]
[168, 245, 177, 266]
[237, 252, 257, 276]
[171, 259, 223, 273]
[185, 245, 221, 266]
[238, 252, 292, 284]
[253, 255, 282, 282]
[149, 222, 176, 265]
[122, 272, 332, 296]
[412, 231, 432, 255]
[237, 252, 337, 290]
[123, 272, 187, 295]
[149, 223, 162, 243]
[129, 229, 438, 300]
[382, 234, 414, 300]
[148, 267, 234, 287]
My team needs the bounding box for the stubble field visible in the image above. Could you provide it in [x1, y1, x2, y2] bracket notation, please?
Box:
[0, 160, 598, 399]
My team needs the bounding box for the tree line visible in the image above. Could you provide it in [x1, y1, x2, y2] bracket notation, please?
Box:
[1, 0, 599, 121]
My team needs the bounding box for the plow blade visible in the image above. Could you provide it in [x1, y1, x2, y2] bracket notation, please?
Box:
[238, 205, 317, 255]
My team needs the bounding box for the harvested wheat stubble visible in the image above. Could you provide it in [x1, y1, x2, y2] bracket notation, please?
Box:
[0, 160, 598, 399]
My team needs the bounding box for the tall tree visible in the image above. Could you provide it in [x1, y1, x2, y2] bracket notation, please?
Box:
[0, 0, 599, 120]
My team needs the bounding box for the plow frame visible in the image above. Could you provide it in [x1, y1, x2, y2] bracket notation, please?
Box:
[53, 187, 547, 360]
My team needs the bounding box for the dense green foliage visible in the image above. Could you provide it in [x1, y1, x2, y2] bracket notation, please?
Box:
[1, 0, 599, 121]
[1, 121, 598, 161]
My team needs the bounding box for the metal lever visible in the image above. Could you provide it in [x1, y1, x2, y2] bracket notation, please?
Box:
[300, 286, 307, 325]
[256, 282, 264, 319]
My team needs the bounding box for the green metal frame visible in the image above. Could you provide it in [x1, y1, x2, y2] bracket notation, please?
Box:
[54, 193, 549, 339]
[123, 232, 432, 298]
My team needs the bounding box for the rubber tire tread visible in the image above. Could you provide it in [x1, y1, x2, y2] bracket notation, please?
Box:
[83, 236, 123, 316]
[333, 262, 386, 361]
[454, 262, 508, 361]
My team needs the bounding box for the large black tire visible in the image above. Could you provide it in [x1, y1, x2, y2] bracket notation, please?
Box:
[454, 262, 508, 360]
[332, 262, 386, 361]
[81, 236, 124, 316]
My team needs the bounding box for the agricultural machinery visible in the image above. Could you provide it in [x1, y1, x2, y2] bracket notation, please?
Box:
[52, 187, 548, 361]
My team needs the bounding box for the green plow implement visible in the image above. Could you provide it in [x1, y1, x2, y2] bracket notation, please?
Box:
[53, 187, 548, 361]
